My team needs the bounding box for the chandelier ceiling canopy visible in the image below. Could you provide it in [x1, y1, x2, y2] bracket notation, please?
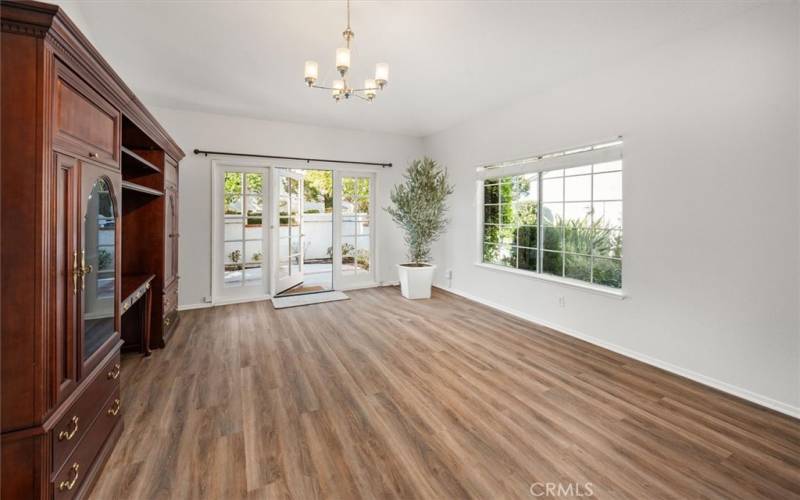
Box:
[303, 0, 389, 102]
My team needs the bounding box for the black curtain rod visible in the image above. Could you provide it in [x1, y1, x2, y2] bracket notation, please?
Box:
[193, 149, 392, 168]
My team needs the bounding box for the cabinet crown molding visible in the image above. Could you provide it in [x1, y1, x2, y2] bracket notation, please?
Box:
[1, 0, 185, 161]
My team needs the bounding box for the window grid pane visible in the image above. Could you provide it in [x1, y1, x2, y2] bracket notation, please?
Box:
[481, 156, 622, 288]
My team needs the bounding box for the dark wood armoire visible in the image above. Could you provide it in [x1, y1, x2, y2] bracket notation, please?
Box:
[1, 1, 184, 498]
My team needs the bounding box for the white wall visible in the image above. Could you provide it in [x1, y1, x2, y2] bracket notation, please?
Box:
[147, 106, 423, 308]
[425, 2, 800, 414]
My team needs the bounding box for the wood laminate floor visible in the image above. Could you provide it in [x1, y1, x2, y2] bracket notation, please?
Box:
[90, 287, 800, 499]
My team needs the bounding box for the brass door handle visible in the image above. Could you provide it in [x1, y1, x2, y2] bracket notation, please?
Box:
[72, 252, 79, 295]
[107, 363, 120, 380]
[107, 398, 121, 416]
[80, 251, 89, 290]
[59, 463, 80, 491]
[58, 416, 79, 441]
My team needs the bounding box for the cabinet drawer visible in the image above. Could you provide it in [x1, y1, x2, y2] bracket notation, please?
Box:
[52, 387, 121, 500]
[51, 351, 120, 473]
[53, 60, 120, 168]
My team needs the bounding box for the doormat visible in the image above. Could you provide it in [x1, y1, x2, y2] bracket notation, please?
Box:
[272, 291, 350, 309]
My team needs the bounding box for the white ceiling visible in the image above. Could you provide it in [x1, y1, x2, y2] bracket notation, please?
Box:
[65, 0, 758, 137]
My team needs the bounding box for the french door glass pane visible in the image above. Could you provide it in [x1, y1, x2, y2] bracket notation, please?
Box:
[244, 265, 261, 283]
[225, 222, 243, 240]
[245, 223, 262, 240]
[225, 195, 243, 216]
[278, 259, 289, 278]
[225, 172, 243, 193]
[223, 170, 264, 289]
[246, 173, 263, 194]
[340, 176, 370, 276]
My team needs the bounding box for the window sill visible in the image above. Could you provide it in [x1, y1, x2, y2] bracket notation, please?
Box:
[473, 262, 627, 299]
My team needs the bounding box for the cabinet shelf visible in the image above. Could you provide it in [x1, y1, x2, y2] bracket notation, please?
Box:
[122, 146, 161, 173]
[121, 180, 163, 197]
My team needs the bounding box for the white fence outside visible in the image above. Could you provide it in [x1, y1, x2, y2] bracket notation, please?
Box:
[302, 212, 370, 260]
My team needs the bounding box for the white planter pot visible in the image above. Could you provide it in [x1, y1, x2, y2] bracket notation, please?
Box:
[397, 263, 436, 299]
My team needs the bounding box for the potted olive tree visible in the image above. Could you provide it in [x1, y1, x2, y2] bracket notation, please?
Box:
[385, 157, 453, 299]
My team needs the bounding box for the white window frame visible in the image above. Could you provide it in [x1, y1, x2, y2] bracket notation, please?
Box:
[474, 140, 626, 299]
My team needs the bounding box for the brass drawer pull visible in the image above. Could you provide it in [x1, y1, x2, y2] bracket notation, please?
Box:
[58, 416, 79, 441]
[59, 463, 80, 491]
[107, 363, 121, 380]
[123, 301, 130, 311]
[164, 317, 171, 327]
[108, 398, 121, 417]
[88, 151, 98, 158]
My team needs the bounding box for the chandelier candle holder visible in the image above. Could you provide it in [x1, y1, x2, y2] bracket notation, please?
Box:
[303, 0, 389, 102]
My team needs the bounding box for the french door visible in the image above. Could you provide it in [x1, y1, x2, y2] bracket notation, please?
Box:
[214, 166, 268, 302]
[272, 169, 304, 295]
[213, 163, 376, 303]
[333, 171, 375, 288]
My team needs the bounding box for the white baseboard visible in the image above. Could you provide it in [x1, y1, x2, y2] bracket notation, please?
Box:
[435, 285, 800, 419]
[177, 302, 213, 311]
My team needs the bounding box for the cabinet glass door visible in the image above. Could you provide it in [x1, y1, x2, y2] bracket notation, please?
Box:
[82, 176, 117, 361]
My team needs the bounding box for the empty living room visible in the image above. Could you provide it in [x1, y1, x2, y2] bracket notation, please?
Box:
[1, 0, 799, 498]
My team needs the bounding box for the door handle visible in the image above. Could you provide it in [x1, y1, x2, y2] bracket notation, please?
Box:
[72, 252, 80, 294]
[80, 251, 93, 290]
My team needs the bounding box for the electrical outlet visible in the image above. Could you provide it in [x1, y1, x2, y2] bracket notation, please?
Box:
[558, 296, 566, 308]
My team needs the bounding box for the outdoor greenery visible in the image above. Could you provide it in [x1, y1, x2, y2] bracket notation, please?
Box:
[483, 171, 622, 288]
[304, 170, 333, 212]
[224, 172, 263, 225]
[385, 157, 454, 264]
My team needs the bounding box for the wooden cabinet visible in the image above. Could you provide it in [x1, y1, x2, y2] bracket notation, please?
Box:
[1, 2, 184, 498]
[54, 153, 81, 407]
[53, 60, 120, 169]
[165, 181, 179, 288]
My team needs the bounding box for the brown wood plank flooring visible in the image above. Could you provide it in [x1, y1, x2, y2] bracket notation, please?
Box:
[89, 287, 800, 499]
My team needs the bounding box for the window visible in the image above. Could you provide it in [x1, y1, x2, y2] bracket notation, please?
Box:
[480, 142, 622, 289]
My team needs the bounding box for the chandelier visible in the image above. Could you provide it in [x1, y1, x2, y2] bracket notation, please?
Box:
[303, 0, 389, 102]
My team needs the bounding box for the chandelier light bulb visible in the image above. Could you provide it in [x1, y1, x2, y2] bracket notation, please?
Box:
[304, 60, 318, 86]
[332, 79, 345, 100]
[336, 47, 351, 76]
[365, 79, 377, 99]
[375, 62, 389, 89]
